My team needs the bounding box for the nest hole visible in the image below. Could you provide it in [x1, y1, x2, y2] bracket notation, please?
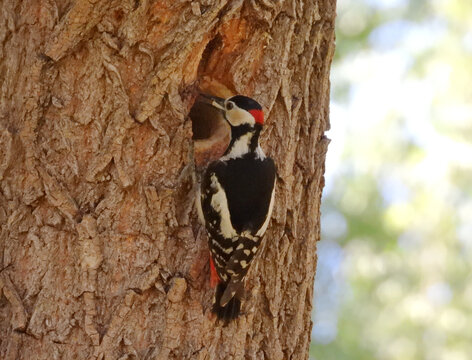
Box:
[190, 102, 221, 140]
[190, 33, 233, 167]
[190, 99, 230, 167]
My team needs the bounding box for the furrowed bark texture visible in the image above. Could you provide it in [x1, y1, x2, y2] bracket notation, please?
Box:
[0, 1, 335, 359]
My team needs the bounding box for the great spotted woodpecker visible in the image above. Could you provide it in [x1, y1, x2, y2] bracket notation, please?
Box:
[196, 94, 276, 321]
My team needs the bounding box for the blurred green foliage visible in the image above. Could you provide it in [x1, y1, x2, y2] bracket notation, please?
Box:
[311, 0, 472, 359]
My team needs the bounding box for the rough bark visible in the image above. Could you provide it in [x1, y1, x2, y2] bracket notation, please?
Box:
[0, 0, 335, 359]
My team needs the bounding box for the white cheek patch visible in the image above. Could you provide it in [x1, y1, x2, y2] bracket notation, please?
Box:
[226, 108, 256, 127]
[210, 174, 238, 238]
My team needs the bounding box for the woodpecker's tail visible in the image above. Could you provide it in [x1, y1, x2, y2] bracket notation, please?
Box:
[212, 283, 242, 321]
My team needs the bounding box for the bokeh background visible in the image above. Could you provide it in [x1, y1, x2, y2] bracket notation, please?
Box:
[310, 0, 472, 359]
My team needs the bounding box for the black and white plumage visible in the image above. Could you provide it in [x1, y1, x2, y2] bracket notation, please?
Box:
[197, 94, 276, 321]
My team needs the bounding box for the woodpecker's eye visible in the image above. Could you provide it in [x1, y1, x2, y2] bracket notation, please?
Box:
[226, 102, 234, 110]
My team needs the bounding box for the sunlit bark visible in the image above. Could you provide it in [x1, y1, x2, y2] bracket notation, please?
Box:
[0, 0, 335, 359]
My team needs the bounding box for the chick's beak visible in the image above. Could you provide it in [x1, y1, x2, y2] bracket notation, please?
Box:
[198, 93, 226, 111]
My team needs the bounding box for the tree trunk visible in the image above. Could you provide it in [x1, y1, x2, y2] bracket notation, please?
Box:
[0, 0, 335, 359]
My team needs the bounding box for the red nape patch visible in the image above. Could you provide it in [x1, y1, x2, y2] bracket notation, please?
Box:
[209, 255, 221, 288]
[249, 109, 264, 125]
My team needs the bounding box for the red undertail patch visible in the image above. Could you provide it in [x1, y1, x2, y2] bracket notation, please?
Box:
[209, 255, 221, 288]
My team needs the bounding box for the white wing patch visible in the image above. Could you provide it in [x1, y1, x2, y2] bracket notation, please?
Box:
[256, 178, 276, 237]
[241, 231, 259, 242]
[212, 239, 232, 253]
[210, 173, 238, 238]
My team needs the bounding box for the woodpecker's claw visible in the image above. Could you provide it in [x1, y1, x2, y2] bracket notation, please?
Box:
[198, 93, 226, 111]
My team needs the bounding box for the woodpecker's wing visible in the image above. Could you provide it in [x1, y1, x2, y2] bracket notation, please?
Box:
[210, 156, 276, 235]
[223, 236, 261, 278]
[201, 157, 275, 249]
[201, 155, 276, 284]
[207, 233, 232, 282]
[218, 235, 261, 306]
[200, 163, 236, 282]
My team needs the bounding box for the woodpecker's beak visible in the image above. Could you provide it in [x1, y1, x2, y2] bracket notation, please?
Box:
[198, 93, 226, 111]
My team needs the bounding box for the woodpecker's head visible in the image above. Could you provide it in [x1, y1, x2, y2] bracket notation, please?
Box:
[200, 94, 264, 128]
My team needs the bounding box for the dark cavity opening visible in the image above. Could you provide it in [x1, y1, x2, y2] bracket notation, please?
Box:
[190, 34, 230, 166]
[189, 97, 230, 167]
[190, 101, 222, 140]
